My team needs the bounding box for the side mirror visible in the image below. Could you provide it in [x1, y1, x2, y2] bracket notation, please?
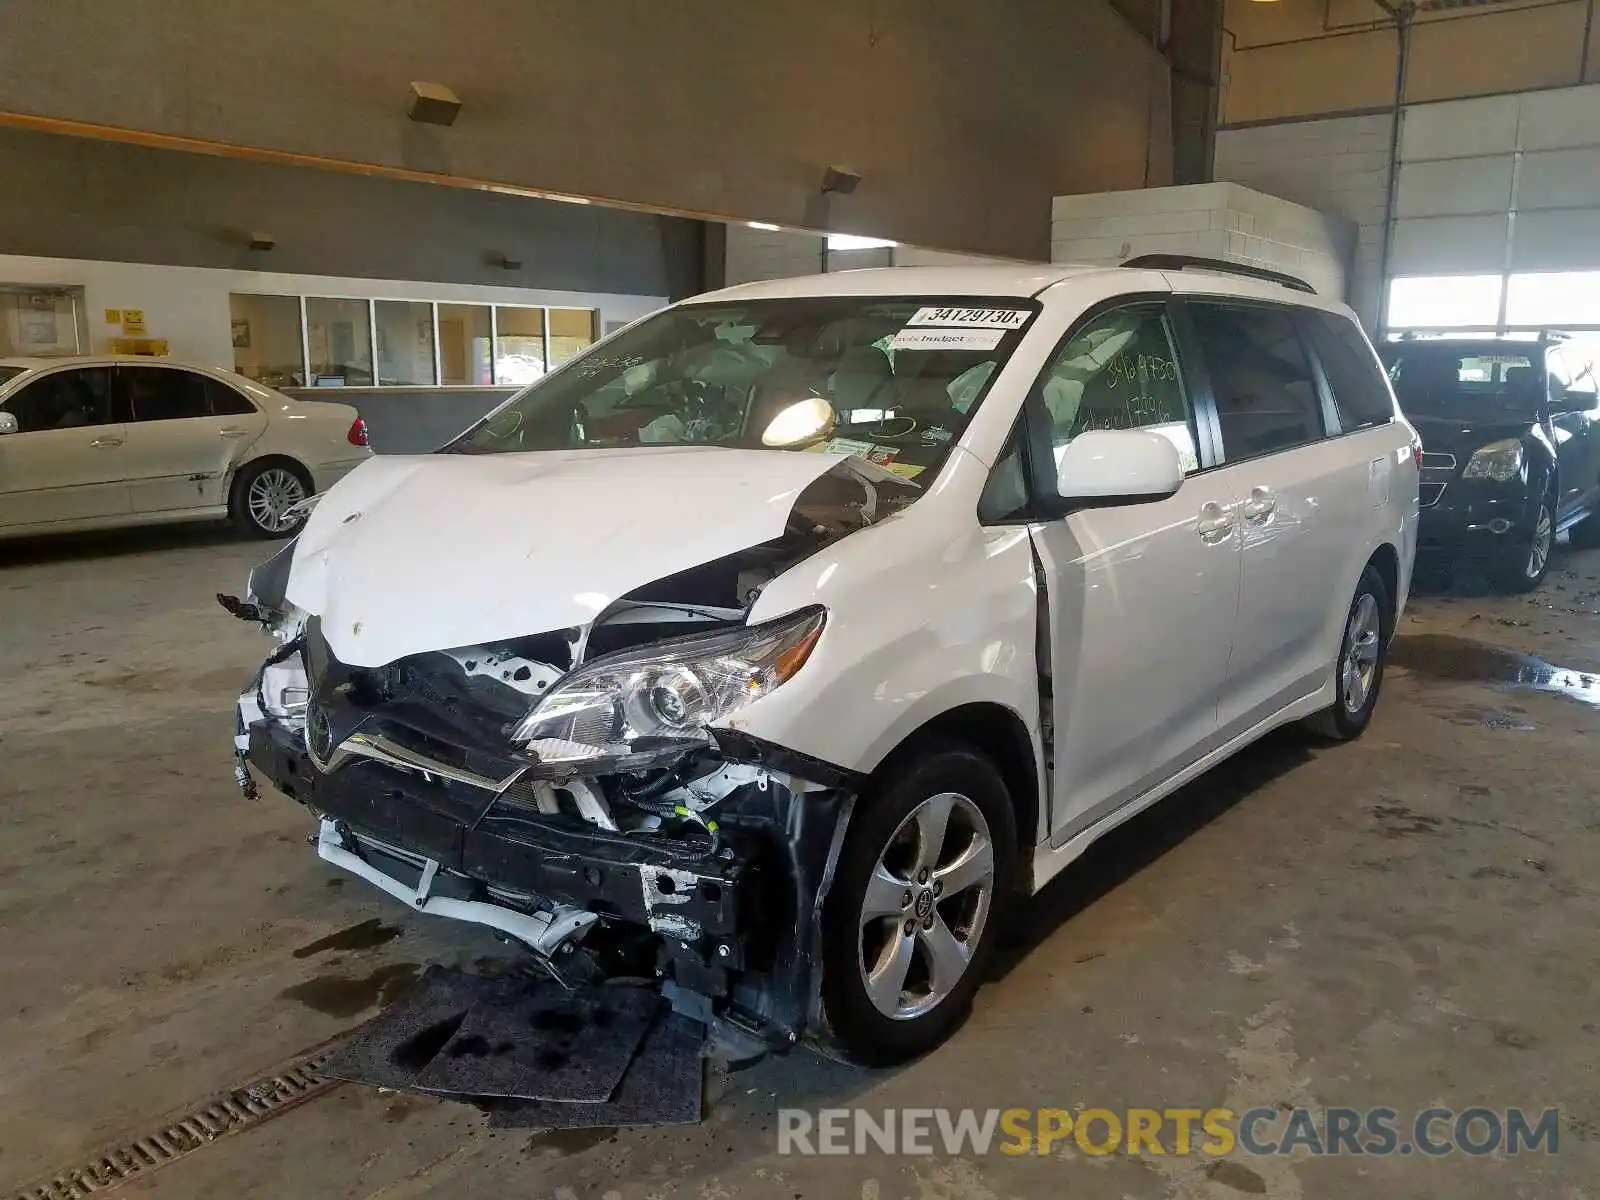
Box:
[1055, 429, 1183, 506]
[0, 411, 17, 435]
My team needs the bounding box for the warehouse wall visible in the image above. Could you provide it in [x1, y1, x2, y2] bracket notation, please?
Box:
[0, 127, 700, 297]
[1222, 0, 1600, 125]
[0, 0, 1172, 262]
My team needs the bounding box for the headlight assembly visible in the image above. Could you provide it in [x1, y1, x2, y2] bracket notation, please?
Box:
[508, 606, 825, 775]
[1462, 439, 1524, 482]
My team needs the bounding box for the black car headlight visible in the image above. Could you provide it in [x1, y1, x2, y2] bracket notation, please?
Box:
[508, 607, 825, 775]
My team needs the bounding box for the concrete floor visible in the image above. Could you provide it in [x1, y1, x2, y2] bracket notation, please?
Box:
[2, 524, 1598, 1199]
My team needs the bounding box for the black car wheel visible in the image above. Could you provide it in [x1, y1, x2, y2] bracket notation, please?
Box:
[820, 743, 1017, 1066]
[1494, 495, 1554, 592]
[1307, 564, 1391, 742]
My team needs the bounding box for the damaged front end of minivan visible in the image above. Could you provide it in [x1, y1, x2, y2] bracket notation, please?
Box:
[227, 452, 916, 1062]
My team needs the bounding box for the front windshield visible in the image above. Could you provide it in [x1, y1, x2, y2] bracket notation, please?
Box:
[447, 296, 1037, 484]
[1381, 348, 1542, 417]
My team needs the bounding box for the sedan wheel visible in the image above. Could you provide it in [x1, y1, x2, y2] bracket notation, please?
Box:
[232, 462, 310, 539]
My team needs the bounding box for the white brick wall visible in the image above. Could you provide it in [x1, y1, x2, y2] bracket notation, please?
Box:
[1214, 113, 1393, 330]
[723, 224, 826, 284]
[1051, 182, 1355, 306]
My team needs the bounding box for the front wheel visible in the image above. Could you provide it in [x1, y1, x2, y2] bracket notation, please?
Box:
[1307, 564, 1391, 742]
[1493, 495, 1554, 593]
[820, 745, 1017, 1066]
[230, 461, 310, 539]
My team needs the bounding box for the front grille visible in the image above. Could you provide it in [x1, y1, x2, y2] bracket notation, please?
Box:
[1419, 451, 1456, 508]
[304, 624, 528, 793]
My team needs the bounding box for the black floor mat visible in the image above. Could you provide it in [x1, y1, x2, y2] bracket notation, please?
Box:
[412, 982, 659, 1102]
[484, 1010, 706, 1130]
[316, 966, 670, 1106]
[317, 965, 501, 1091]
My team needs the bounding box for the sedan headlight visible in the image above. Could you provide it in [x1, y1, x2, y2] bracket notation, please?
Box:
[509, 607, 825, 775]
[1462, 439, 1524, 482]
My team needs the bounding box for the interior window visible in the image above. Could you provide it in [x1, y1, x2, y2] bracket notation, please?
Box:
[123, 367, 210, 421]
[1301, 311, 1393, 432]
[1037, 305, 1199, 474]
[1191, 304, 1323, 459]
[0, 367, 114, 432]
[205, 378, 258, 417]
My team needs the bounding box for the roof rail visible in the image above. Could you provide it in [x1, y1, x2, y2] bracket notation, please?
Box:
[1119, 254, 1316, 295]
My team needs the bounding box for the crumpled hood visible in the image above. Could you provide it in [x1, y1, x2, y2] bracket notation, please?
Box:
[286, 446, 853, 667]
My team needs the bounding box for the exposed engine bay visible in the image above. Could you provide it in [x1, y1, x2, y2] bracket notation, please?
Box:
[227, 457, 912, 1071]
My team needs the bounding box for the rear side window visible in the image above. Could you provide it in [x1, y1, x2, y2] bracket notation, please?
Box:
[1301, 311, 1393, 432]
[122, 366, 210, 421]
[205, 377, 258, 416]
[1189, 303, 1323, 460]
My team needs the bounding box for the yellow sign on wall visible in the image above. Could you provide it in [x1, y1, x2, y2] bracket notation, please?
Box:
[104, 309, 122, 324]
[121, 309, 146, 335]
[110, 337, 169, 357]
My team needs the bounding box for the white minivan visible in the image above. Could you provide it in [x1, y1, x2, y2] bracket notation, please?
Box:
[233, 258, 1418, 1066]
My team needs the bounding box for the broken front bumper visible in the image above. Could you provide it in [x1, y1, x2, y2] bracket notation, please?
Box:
[245, 717, 854, 1042]
[249, 720, 744, 942]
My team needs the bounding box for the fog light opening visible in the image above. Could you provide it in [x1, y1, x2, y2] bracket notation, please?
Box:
[1488, 519, 1512, 535]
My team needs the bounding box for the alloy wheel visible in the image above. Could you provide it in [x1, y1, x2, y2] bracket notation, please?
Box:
[857, 791, 995, 1021]
[247, 468, 308, 534]
[1341, 591, 1382, 715]
[1527, 504, 1554, 579]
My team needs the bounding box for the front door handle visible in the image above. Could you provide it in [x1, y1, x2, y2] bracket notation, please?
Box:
[218, 427, 250, 439]
[1196, 501, 1233, 543]
[1241, 486, 1277, 523]
[89, 435, 123, 448]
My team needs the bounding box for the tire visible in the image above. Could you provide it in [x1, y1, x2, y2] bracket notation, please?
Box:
[230, 460, 312, 539]
[819, 743, 1017, 1066]
[1492, 494, 1554, 593]
[1306, 563, 1392, 742]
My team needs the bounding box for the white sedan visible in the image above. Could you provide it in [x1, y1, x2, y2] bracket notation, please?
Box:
[0, 355, 372, 540]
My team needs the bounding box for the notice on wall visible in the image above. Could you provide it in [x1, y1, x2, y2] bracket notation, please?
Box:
[104, 309, 122, 324]
[906, 307, 1030, 329]
[121, 309, 146, 335]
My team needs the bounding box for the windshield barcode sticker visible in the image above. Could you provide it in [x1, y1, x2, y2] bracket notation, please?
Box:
[892, 328, 1005, 351]
[908, 307, 1030, 329]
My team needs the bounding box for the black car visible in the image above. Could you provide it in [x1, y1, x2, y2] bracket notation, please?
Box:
[1380, 335, 1600, 590]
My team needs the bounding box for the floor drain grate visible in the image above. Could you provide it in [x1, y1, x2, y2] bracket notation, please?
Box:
[7, 1047, 342, 1199]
